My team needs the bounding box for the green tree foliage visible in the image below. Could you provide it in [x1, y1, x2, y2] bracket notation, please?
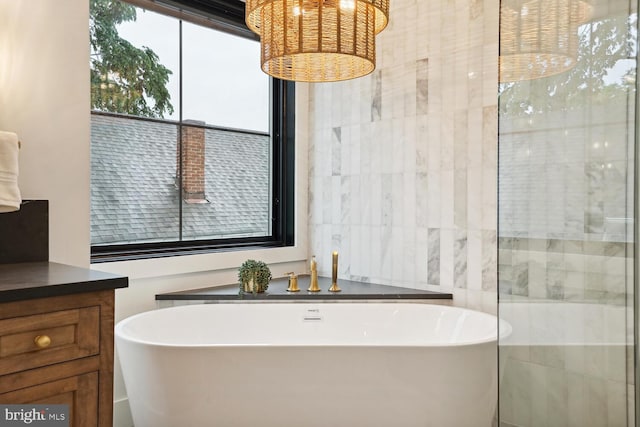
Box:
[90, 0, 174, 118]
[499, 14, 636, 118]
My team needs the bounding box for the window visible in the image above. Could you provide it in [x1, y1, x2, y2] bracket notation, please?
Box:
[90, 0, 294, 262]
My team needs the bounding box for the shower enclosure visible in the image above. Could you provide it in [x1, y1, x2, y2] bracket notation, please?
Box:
[497, 0, 637, 424]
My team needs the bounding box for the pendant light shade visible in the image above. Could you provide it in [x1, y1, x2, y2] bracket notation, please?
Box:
[246, 0, 390, 82]
[499, 0, 592, 82]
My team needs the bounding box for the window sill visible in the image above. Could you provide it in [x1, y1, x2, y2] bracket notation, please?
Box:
[90, 245, 307, 280]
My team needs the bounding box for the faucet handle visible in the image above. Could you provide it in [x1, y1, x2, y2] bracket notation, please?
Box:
[286, 272, 300, 292]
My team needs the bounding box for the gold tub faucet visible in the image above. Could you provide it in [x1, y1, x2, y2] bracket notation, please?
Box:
[308, 255, 320, 292]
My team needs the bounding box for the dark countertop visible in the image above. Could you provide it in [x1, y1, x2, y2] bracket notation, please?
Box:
[156, 275, 452, 301]
[0, 262, 129, 303]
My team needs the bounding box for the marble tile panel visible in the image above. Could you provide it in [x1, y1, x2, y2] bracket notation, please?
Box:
[322, 176, 332, 225]
[381, 68, 395, 121]
[416, 58, 429, 115]
[341, 176, 351, 225]
[415, 173, 428, 227]
[340, 125, 351, 176]
[427, 170, 442, 227]
[331, 85, 344, 127]
[441, 169, 455, 228]
[380, 120, 394, 174]
[440, 228, 454, 288]
[403, 227, 417, 285]
[468, 108, 484, 168]
[483, 166, 497, 230]
[381, 174, 393, 226]
[349, 176, 361, 227]
[440, 111, 455, 170]
[360, 75, 373, 123]
[370, 227, 382, 279]
[403, 117, 417, 174]
[347, 79, 361, 126]
[454, 169, 468, 229]
[349, 125, 361, 175]
[467, 229, 483, 291]
[380, 225, 393, 280]
[350, 225, 362, 278]
[454, 109, 468, 171]
[467, 167, 483, 230]
[371, 70, 382, 122]
[454, 62, 469, 115]
[402, 173, 416, 228]
[482, 229, 497, 291]
[370, 173, 382, 226]
[359, 123, 372, 174]
[359, 175, 372, 226]
[360, 224, 372, 279]
[392, 118, 405, 174]
[427, 113, 442, 171]
[331, 176, 341, 225]
[454, 229, 468, 288]
[428, 228, 441, 286]
[416, 114, 429, 173]
[415, 227, 429, 284]
[427, 57, 443, 114]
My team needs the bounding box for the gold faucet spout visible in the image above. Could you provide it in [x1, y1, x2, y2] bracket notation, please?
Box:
[308, 255, 321, 292]
[329, 251, 341, 292]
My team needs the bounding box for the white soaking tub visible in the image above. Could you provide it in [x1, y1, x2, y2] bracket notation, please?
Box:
[115, 303, 505, 427]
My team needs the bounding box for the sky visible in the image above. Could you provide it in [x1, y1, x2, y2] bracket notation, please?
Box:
[116, 7, 270, 133]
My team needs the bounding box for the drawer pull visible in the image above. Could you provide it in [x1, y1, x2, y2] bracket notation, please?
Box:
[34, 335, 52, 349]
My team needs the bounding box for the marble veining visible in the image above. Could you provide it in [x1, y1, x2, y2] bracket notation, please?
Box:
[428, 228, 441, 286]
[454, 230, 468, 289]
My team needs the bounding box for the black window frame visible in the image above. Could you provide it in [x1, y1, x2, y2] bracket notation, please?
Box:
[90, 0, 295, 263]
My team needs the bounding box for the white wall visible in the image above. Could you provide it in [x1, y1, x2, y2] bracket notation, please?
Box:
[0, 0, 91, 267]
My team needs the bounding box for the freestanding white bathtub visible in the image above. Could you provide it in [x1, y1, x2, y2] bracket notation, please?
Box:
[116, 303, 504, 427]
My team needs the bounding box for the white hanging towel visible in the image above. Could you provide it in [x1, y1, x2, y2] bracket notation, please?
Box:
[0, 131, 21, 213]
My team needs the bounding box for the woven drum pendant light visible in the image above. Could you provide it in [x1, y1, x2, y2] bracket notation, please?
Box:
[246, 0, 390, 82]
[499, 0, 592, 82]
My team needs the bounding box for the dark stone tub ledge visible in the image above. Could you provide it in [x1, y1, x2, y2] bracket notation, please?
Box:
[156, 275, 452, 306]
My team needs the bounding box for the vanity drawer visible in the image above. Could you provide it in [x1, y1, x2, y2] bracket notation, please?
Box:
[0, 371, 99, 427]
[0, 306, 100, 376]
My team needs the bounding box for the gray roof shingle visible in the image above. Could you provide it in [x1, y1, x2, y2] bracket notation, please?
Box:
[90, 114, 271, 246]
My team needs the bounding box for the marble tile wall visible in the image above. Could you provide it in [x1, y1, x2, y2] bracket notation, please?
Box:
[307, 0, 500, 313]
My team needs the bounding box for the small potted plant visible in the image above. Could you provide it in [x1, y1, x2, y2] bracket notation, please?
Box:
[238, 259, 272, 294]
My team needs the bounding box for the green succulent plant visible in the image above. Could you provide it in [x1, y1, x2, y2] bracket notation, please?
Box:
[238, 259, 272, 294]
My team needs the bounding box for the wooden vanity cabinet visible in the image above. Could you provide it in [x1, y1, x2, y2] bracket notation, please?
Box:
[0, 289, 116, 427]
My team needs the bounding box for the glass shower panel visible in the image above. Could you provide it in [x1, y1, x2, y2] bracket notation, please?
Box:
[497, 0, 637, 425]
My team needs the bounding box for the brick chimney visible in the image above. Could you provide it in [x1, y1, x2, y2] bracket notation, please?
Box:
[177, 120, 208, 203]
